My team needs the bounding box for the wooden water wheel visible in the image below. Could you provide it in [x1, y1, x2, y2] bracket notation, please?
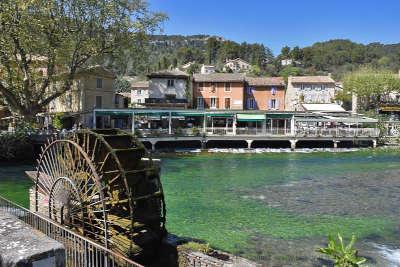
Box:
[34, 129, 166, 260]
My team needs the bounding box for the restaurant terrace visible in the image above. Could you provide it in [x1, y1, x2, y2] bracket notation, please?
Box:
[92, 108, 379, 150]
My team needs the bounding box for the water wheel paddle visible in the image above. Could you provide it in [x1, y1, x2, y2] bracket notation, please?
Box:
[34, 129, 166, 260]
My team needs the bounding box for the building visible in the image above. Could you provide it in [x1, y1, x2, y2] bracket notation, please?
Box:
[129, 80, 149, 108]
[224, 58, 251, 73]
[192, 73, 246, 109]
[146, 70, 189, 108]
[49, 65, 117, 128]
[285, 75, 337, 111]
[180, 62, 195, 72]
[245, 77, 285, 111]
[200, 64, 216, 74]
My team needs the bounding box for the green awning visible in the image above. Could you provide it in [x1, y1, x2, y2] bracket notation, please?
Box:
[265, 114, 293, 119]
[172, 112, 204, 117]
[237, 114, 265, 122]
[206, 113, 234, 117]
[95, 110, 132, 116]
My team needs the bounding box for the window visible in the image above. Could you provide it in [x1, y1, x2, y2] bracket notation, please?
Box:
[95, 96, 102, 108]
[224, 98, 231, 109]
[114, 95, 120, 107]
[96, 78, 103, 89]
[313, 85, 322, 91]
[197, 97, 204, 109]
[271, 99, 276, 109]
[167, 79, 174, 87]
[248, 98, 255, 109]
[199, 82, 204, 91]
[224, 83, 231, 92]
[303, 84, 312, 91]
[210, 97, 217, 109]
[137, 99, 142, 103]
[210, 83, 216, 93]
[123, 98, 129, 108]
[137, 89, 142, 95]
[271, 87, 277, 96]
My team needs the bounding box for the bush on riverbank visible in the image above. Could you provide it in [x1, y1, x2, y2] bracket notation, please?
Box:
[0, 121, 35, 161]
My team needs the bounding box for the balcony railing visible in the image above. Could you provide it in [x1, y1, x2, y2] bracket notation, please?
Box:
[295, 127, 379, 137]
[134, 127, 379, 138]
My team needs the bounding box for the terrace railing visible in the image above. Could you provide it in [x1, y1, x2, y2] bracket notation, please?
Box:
[295, 127, 379, 138]
[0, 196, 143, 267]
[135, 127, 379, 138]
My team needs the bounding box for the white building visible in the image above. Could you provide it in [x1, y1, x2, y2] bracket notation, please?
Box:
[224, 58, 251, 73]
[285, 75, 338, 111]
[129, 81, 149, 108]
[146, 70, 189, 108]
[200, 64, 216, 74]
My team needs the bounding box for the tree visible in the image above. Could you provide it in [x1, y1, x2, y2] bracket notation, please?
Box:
[205, 37, 220, 64]
[279, 66, 302, 78]
[0, 0, 166, 121]
[281, 46, 291, 58]
[290, 46, 303, 61]
[343, 68, 400, 111]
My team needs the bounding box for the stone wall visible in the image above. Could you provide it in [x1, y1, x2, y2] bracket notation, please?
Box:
[0, 210, 65, 267]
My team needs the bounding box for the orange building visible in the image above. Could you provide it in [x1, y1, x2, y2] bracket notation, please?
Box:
[245, 77, 285, 111]
[192, 73, 246, 110]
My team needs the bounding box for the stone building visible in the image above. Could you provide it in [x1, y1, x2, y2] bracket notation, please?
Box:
[49, 65, 117, 128]
[146, 70, 189, 108]
[285, 75, 337, 111]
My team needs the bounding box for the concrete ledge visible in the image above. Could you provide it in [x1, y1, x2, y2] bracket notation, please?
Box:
[0, 210, 65, 267]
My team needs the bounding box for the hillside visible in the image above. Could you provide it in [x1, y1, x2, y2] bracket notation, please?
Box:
[103, 35, 400, 79]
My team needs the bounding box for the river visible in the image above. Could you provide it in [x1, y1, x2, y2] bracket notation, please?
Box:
[1, 148, 400, 266]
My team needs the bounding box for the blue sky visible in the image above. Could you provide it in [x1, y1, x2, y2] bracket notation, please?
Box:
[148, 0, 400, 55]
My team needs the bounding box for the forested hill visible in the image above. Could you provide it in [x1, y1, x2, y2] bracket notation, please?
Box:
[287, 40, 400, 78]
[107, 35, 400, 79]
[146, 34, 273, 73]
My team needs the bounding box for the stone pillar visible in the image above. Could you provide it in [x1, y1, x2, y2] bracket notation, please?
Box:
[131, 112, 135, 134]
[372, 139, 377, 148]
[290, 116, 295, 136]
[333, 140, 340, 149]
[233, 115, 237, 136]
[352, 93, 358, 115]
[168, 112, 172, 135]
[92, 110, 96, 129]
[246, 140, 253, 149]
[201, 140, 207, 150]
[203, 114, 206, 134]
[151, 141, 156, 152]
[289, 139, 298, 151]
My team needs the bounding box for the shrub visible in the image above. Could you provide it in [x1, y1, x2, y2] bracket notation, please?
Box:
[318, 233, 366, 267]
[0, 131, 33, 161]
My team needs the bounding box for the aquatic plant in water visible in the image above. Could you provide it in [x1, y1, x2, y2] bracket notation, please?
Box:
[318, 233, 366, 266]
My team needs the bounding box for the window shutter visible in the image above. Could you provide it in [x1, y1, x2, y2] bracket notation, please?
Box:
[268, 99, 272, 109]
[276, 99, 279, 110]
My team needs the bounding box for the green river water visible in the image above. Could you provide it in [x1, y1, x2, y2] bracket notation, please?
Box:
[1, 148, 400, 266]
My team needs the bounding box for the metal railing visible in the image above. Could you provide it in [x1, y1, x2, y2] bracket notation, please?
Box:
[0, 196, 143, 267]
[295, 127, 379, 137]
